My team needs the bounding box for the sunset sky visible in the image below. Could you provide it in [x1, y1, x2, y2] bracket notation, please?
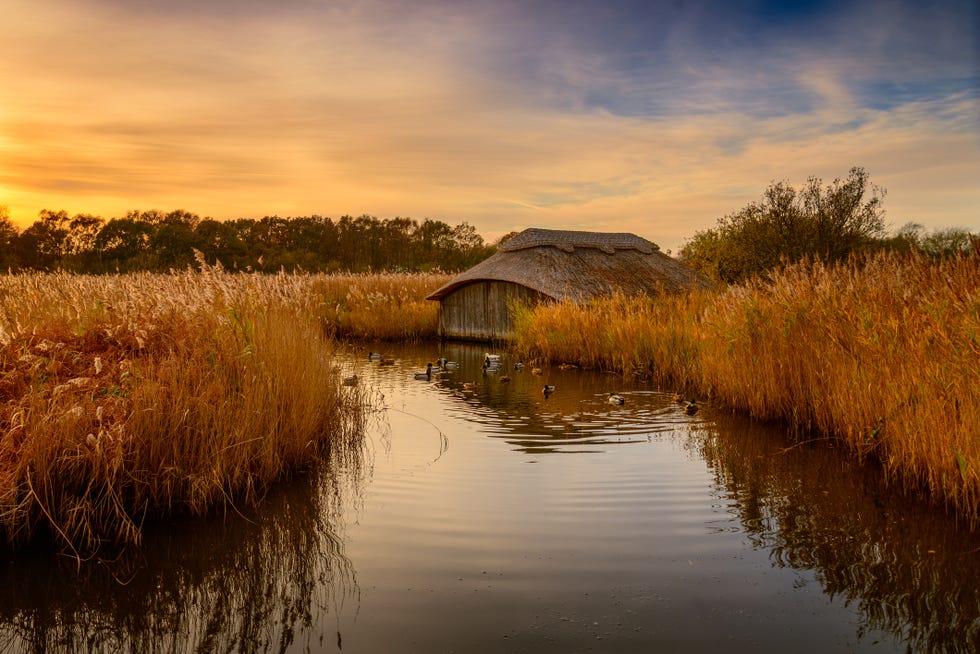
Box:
[2, 0, 977, 253]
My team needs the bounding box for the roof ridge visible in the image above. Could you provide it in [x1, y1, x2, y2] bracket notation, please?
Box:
[499, 228, 658, 254]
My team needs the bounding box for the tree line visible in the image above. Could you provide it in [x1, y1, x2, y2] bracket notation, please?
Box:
[2, 167, 974, 280]
[0, 209, 496, 273]
[678, 167, 978, 284]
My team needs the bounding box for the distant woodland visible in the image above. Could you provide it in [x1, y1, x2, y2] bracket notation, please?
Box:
[0, 209, 496, 273]
[1, 168, 975, 279]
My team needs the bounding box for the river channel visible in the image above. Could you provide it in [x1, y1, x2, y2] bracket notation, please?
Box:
[0, 342, 977, 653]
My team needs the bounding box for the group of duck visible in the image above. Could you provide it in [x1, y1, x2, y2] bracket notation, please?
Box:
[408, 358, 461, 381]
[367, 350, 699, 413]
[482, 354, 560, 397]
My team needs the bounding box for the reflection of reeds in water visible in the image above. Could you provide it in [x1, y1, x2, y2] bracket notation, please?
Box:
[691, 414, 980, 654]
[511, 253, 980, 528]
[0, 451, 364, 653]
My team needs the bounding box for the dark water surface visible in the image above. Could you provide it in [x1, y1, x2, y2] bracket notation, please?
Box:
[1, 342, 977, 653]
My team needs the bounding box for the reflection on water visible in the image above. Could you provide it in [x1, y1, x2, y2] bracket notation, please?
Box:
[693, 417, 980, 652]
[0, 340, 977, 653]
[352, 342, 979, 653]
[0, 447, 363, 653]
[426, 345, 691, 453]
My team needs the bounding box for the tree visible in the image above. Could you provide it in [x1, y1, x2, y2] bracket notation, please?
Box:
[15, 209, 72, 269]
[919, 227, 976, 257]
[196, 219, 247, 268]
[799, 167, 886, 259]
[94, 217, 155, 271]
[0, 206, 20, 270]
[151, 212, 203, 270]
[680, 167, 886, 284]
[868, 222, 977, 258]
[445, 222, 493, 270]
[413, 219, 456, 270]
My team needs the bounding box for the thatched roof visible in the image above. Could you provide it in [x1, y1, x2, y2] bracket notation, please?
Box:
[427, 228, 709, 302]
[499, 228, 658, 254]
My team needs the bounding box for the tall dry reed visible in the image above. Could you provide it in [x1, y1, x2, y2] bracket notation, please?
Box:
[0, 260, 371, 557]
[512, 252, 980, 527]
[312, 272, 451, 341]
[511, 290, 706, 385]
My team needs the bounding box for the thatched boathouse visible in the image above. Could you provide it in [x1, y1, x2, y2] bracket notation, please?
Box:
[426, 227, 710, 341]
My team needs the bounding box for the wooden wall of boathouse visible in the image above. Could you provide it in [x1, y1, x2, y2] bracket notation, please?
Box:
[438, 281, 547, 341]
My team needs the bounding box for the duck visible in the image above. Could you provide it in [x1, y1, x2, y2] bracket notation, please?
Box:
[368, 352, 382, 361]
[462, 381, 478, 390]
[414, 363, 433, 380]
[342, 374, 359, 387]
[542, 384, 555, 396]
[379, 358, 396, 366]
[607, 393, 625, 405]
[558, 363, 578, 370]
[436, 357, 459, 369]
[513, 362, 524, 370]
[531, 367, 543, 376]
[685, 399, 699, 415]
[499, 375, 512, 383]
[672, 393, 685, 404]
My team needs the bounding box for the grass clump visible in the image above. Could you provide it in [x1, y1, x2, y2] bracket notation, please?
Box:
[313, 272, 451, 341]
[512, 252, 980, 528]
[0, 261, 367, 558]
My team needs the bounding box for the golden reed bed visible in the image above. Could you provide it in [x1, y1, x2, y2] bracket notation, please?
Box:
[0, 262, 453, 557]
[512, 252, 979, 528]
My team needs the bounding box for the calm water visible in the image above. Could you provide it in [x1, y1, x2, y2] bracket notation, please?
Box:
[0, 342, 977, 653]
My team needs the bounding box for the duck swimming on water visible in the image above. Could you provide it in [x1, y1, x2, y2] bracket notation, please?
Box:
[685, 399, 699, 415]
[414, 363, 433, 380]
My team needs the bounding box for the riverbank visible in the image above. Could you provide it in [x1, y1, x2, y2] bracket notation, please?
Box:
[510, 252, 979, 528]
[2, 254, 975, 556]
[0, 261, 369, 558]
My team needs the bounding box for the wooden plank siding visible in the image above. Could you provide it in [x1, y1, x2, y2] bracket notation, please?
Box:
[438, 282, 488, 340]
[438, 281, 546, 341]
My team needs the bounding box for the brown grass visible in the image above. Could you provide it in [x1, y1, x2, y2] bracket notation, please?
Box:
[0, 260, 370, 557]
[512, 252, 980, 527]
[312, 272, 451, 341]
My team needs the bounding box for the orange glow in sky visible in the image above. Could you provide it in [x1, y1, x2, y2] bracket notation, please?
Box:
[2, 0, 977, 252]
